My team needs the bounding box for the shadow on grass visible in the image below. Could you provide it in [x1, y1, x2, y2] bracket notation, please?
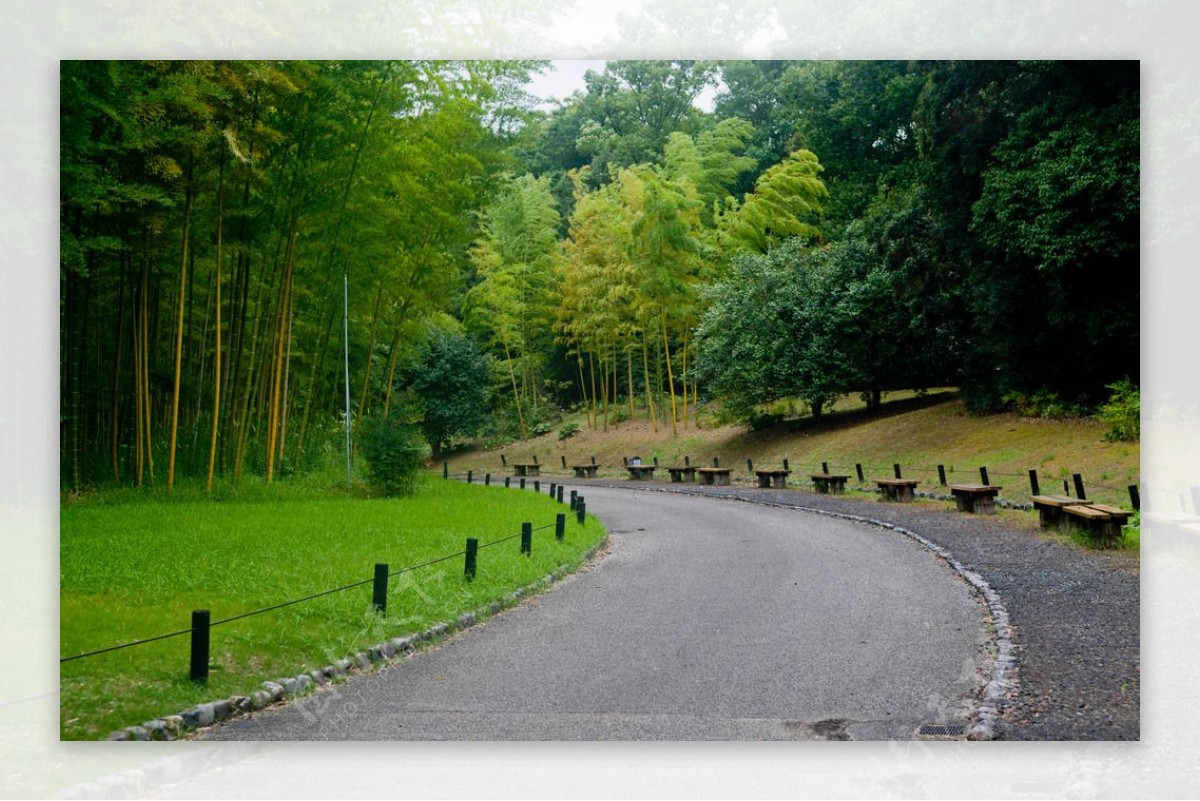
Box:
[747, 390, 962, 442]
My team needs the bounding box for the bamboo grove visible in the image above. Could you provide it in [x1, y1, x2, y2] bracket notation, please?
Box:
[60, 60, 1140, 490]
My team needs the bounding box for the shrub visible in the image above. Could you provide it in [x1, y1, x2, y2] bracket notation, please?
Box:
[1099, 378, 1140, 442]
[558, 422, 581, 441]
[356, 414, 430, 497]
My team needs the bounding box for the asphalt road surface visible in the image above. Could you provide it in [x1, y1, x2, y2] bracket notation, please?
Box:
[196, 485, 989, 742]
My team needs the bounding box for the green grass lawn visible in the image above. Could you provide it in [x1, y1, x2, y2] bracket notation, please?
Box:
[60, 475, 605, 740]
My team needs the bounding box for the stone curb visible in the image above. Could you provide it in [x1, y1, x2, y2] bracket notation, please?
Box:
[104, 536, 608, 743]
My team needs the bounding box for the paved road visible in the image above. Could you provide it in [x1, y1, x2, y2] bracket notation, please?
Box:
[197, 485, 989, 741]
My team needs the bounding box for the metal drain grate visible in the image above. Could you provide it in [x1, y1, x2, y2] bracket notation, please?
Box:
[917, 723, 967, 737]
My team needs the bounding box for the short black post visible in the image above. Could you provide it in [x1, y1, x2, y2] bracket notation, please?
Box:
[570, 490, 578, 510]
[534, 480, 540, 493]
[1073, 473, 1087, 501]
[684, 456, 690, 467]
[1064, 479, 1071, 496]
[549, 482, 556, 498]
[190, 609, 210, 684]
[1129, 484, 1140, 511]
[555, 513, 566, 541]
[747, 458, 754, 472]
[485, 473, 491, 486]
[1028, 469, 1040, 496]
[938, 465, 947, 486]
[783, 458, 790, 471]
[713, 456, 720, 468]
[561, 455, 567, 469]
[591, 455, 596, 466]
[856, 463, 864, 483]
[467, 469, 473, 484]
[372, 563, 389, 615]
[822, 461, 829, 474]
[521, 522, 532, 556]
[504, 476, 511, 488]
[501, 454, 507, 467]
[443, 461, 449, 479]
[577, 498, 586, 525]
[653, 456, 659, 466]
[623, 456, 628, 467]
[533, 455, 538, 465]
[464, 538, 478, 581]
[519, 478, 526, 490]
[557, 485, 564, 504]
[979, 466, 990, 486]
[893, 463, 902, 479]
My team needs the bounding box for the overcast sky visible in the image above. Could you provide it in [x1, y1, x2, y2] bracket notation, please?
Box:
[525, 59, 721, 111]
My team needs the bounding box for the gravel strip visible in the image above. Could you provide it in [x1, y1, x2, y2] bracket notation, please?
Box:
[571, 478, 1140, 741]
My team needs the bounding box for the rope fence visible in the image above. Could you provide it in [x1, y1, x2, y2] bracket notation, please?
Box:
[60, 480, 586, 684]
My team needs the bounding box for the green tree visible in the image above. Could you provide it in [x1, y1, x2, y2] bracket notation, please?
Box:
[402, 325, 493, 457]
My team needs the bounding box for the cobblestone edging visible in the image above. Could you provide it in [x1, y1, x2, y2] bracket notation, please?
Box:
[104, 537, 608, 742]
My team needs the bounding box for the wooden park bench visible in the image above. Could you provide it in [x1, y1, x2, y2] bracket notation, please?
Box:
[754, 469, 790, 489]
[949, 484, 1002, 514]
[625, 464, 657, 480]
[666, 466, 696, 483]
[1031, 495, 1087, 527]
[571, 464, 599, 479]
[1063, 503, 1133, 547]
[876, 477, 919, 502]
[697, 467, 733, 486]
[512, 463, 540, 477]
[810, 473, 849, 495]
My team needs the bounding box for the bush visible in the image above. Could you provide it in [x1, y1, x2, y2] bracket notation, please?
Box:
[1099, 378, 1140, 442]
[356, 414, 430, 497]
[558, 422, 581, 441]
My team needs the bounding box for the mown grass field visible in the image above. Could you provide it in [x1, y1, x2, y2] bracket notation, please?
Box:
[60, 476, 604, 740]
[450, 391, 1140, 509]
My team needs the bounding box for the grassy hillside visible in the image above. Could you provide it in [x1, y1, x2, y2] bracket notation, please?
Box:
[445, 391, 1140, 508]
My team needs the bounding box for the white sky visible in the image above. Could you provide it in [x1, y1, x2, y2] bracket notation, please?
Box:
[526, 59, 720, 111]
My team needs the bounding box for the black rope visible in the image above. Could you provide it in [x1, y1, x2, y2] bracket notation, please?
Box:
[60, 627, 193, 663]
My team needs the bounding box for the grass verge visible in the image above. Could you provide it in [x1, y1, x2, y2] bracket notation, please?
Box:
[60, 475, 604, 740]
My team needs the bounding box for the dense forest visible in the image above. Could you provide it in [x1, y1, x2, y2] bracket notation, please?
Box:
[59, 60, 1139, 490]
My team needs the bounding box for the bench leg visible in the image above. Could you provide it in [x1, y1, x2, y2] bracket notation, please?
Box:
[758, 476, 770, 488]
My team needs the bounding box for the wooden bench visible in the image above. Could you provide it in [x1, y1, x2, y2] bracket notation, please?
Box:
[625, 465, 657, 480]
[810, 473, 849, 495]
[949, 484, 1002, 514]
[1031, 495, 1088, 527]
[754, 469, 791, 489]
[697, 467, 733, 486]
[571, 464, 599, 479]
[1063, 503, 1133, 547]
[666, 466, 696, 483]
[876, 478, 919, 502]
[513, 463, 540, 477]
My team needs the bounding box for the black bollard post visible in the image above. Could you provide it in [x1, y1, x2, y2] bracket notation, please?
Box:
[557, 485, 564, 504]
[521, 522, 532, 556]
[485, 473, 491, 487]
[577, 498, 586, 525]
[556, 513, 566, 541]
[467, 470, 473, 484]
[1073, 473, 1087, 501]
[856, 463, 865, 483]
[504, 476, 511, 489]
[894, 463, 902, 479]
[979, 466, 990, 486]
[464, 538, 478, 581]
[534, 480, 540, 493]
[549, 482, 556, 498]
[190, 609, 210, 684]
[372, 563, 389, 615]
[1029, 469, 1040, 496]
[938, 465, 947, 487]
[570, 490, 578, 510]
[520, 478, 526, 490]
[443, 461, 449, 479]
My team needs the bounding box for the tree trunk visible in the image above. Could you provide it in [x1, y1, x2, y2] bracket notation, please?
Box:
[661, 310, 678, 437]
[167, 178, 194, 492]
[206, 154, 225, 491]
[642, 334, 658, 433]
[501, 330, 528, 439]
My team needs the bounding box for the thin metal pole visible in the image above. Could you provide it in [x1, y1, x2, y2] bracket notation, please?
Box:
[343, 273, 352, 489]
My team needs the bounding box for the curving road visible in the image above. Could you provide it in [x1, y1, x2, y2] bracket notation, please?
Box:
[196, 485, 989, 741]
